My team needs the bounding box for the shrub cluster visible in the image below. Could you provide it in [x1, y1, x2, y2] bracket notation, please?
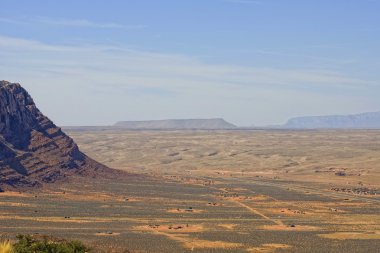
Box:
[1, 234, 90, 253]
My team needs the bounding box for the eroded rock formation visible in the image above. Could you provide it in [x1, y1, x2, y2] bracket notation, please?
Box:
[0, 81, 114, 191]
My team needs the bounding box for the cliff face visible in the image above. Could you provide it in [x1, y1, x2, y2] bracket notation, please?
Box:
[0, 81, 112, 191]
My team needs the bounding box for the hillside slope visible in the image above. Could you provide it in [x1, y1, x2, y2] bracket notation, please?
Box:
[0, 81, 116, 191]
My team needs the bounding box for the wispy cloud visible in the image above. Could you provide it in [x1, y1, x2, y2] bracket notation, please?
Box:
[0, 16, 145, 29]
[255, 49, 356, 65]
[35, 17, 124, 28]
[0, 36, 377, 126]
[0, 17, 27, 25]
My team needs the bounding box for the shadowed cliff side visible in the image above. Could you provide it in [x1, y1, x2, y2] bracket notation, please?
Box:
[0, 80, 122, 191]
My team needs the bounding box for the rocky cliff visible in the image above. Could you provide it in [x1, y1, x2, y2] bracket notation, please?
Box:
[0, 81, 114, 191]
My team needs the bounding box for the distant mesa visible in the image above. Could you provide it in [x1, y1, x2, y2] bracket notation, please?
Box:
[0, 80, 118, 191]
[283, 111, 380, 129]
[113, 118, 237, 130]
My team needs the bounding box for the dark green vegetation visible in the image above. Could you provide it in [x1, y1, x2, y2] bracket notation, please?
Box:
[9, 234, 90, 253]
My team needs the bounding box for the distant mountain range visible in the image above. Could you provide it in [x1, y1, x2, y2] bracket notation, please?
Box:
[283, 111, 380, 129]
[63, 113, 380, 131]
[114, 118, 236, 130]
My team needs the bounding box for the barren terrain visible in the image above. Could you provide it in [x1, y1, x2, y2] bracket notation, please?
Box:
[1, 130, 380, 252]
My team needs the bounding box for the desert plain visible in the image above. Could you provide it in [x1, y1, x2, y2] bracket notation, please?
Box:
[1, 129, 380, 252]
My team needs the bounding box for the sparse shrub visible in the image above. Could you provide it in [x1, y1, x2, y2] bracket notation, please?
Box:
[13, 234, 90, 253]
[0, 241, 14, 253]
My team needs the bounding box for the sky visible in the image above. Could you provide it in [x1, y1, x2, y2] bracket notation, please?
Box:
[0, 0, 379, 126]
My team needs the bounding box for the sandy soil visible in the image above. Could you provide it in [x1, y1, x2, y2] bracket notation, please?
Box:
[319, 232, 380, 240]
[1, 130, 379, 252]
[69, 130, 380, 188]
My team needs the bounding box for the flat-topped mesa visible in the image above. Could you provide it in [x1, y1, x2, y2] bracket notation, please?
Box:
[0, 81, 115, 191]
[114, 118, 237, 130]
[283, 111, 380, 129]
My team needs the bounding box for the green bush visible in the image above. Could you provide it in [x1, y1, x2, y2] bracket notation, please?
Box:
[13, 234, 90, 253]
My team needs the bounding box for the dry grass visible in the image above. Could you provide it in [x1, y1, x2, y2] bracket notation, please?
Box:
[167, 208, 204, 213]
[218, 224, 237, 230]
[247, 243, 292, 252]
[0, 241, 13, 253]
[95, 232, 121, 236]
[0, 192, 30, 198]
[258, 225, 320, 231]
[136, 224, 205, 233]
[134, 224, 243, 249]
[0, 202, 36, 207]
[319, 232, 380, 240]
[182, 239, 243, 249]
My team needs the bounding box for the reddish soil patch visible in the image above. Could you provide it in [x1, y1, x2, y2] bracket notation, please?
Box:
[95, 232, 121, 236]
[167, 208, 203, 214]
[218, 224, 237, 230]
[136, 224, 204, 233]
[248, 243, 292, 252]
[258, 225, 320, 231]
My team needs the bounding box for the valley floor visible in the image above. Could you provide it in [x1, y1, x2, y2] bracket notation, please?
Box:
[1, 130, 380, 252]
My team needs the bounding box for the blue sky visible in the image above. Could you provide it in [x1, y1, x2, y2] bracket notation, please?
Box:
[0, 0, 379, 126]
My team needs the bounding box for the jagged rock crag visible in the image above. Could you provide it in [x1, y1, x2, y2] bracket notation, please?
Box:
[0, 81, 115, 191]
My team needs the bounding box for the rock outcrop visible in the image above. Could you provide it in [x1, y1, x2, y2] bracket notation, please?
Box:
[0, 81, 115, 191]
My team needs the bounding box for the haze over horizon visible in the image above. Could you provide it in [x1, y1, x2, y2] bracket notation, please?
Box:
[1, 0, 379, 126]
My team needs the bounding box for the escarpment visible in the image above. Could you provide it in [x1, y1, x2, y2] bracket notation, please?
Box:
[0, 81, 117, 191]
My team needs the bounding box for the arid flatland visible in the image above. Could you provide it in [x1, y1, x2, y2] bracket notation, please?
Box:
[1, 130, 380, 252]
[69, 129, 380, 188]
